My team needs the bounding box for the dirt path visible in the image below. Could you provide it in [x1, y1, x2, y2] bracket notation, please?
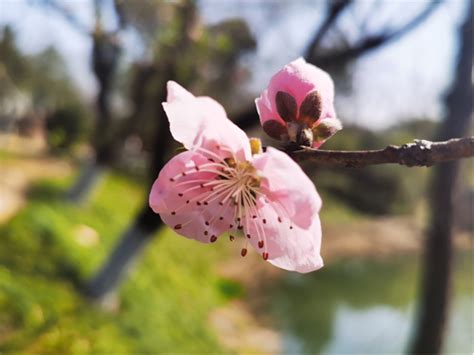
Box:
[0, 134, 72, 223]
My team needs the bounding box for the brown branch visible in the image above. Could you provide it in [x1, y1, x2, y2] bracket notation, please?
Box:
[311, 0, 441, 67]
[290, 137, 473, 168]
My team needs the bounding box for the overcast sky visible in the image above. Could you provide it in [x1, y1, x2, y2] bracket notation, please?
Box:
[0, 0, 467, 129]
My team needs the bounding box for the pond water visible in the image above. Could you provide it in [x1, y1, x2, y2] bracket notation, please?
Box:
[270, 252, 473, 354]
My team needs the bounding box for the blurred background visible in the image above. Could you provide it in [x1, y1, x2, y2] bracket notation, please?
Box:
[0, 0, 472, 353]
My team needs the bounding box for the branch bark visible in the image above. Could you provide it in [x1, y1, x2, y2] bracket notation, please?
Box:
[289, 137, 473, 168]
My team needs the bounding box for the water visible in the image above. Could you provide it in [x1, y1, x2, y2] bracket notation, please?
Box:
[270, 253, 473, 354]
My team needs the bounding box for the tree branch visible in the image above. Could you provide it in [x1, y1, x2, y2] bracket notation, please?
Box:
[290, 137, 473, 167]
[304, 0, 353, 59]
[311, 0, 441, 67]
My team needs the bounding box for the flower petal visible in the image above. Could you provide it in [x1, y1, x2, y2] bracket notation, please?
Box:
[245, 199, 323, 273]
[149, 150, 234, 243]
[252, 147, 322, 229]
[163, 81, 251, 160]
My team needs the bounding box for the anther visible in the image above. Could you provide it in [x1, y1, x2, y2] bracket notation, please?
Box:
[262, 252, 269, 260]
[229, 224, 233, 228]
[278, 216, 282, 223]
[210, 235, 217, 243]
[246, 234, 251, 239]
[204, 231, 208, 236]
[197, 201, 201, 206]
[241, 248, 248, 257]
[186, 200, 190, 204]
[200, 183, 204, 188]
[258, 240, 264, 248]
[178, 193, 183, 197]
[263, 219, 267, 224]
[252, 215, 257, 219]
[205, 221, 210, 226]
[174, 224, 182, 230]
[204, 201, 208, 205]
[289, 226, 293, 229]
[208, 158, 215, 162]
[171, 211, 176, 215]
[237, 225, 243, 230]
[219, 201, 224, 206]
[229, 235, 235, 241]
[182, 172, 187, 176]
[169, 178, 175, 182]
[219, 216, 223, 220]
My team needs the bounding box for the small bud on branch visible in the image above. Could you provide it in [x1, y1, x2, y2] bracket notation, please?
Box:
[289, 137, 473, 168]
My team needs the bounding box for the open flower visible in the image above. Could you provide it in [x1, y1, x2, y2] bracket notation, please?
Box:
[149, 81, 323, 273]
[256, 57, 342, 148]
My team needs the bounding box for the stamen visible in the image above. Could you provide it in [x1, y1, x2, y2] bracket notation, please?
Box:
[241, 248, 247, 257]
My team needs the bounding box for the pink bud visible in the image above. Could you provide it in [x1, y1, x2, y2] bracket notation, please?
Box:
[255, 58, 340, 148]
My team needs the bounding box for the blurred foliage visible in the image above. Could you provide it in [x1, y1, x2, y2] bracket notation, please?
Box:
[0, 170, 240, 352]
[45, 105, 91, 153]
[313, 119, 438, 215]
[0, 26, 82, 110]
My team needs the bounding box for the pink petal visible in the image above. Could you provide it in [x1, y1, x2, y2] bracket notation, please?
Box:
[149, 150, 234, 243]
[266, 58, 336, 123]
[245, 199, 323, 273]
[163, 81, 251, 161]
[252, 147, 322, 229]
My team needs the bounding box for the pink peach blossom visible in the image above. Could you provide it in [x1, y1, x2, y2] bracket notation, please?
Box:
[256, 57, 342, 148]
[149, 81, 323, 273]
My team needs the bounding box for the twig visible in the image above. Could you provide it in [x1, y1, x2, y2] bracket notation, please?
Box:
[290, 137, 473, 168]
[312, 0, 441, 67]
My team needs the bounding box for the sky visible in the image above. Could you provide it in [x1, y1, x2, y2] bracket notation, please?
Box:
[0, 0, 468, 129]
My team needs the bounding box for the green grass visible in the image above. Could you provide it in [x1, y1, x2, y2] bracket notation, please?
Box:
[0, 171, 237, 353]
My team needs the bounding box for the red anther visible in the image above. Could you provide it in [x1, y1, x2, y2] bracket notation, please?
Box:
[219, 201, 224, 206]
[210, 235, 217, 243]
[204, 231, 208, 236]
[170, 178, 175, 182]
[258, 240, 264, 248]
[252, 215, 257, 219]
[178, 193, 183, 197]
[182, 172, 187, 176]
[263, 219, 267, 224]
[246, 234, 251, 239]
[229, 224, 233, 228]
[200, 183, 205, 188]
[241, 248, 248, 257]
[204, 201, 209, 205]
[197, 201, 202, 206]
[289, 226, 293, 229]
[195, 166, 200, 171]
[229, 235, 235, 241]
[262, 252, 269, 260]
[278, 216, 282, 223]
[171, 211, 176, 215]
[186, 200, 190, 204]
[208, 158, 215, 162]
[237, 225, 243, 230]
[205, 221, 210, 226]
[174, 224, 182, 230]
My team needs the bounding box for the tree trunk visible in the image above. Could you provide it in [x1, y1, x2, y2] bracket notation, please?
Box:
[83, 217, 160, 302]
[409, 6, 472, 354]
[66, 159, 106, 204]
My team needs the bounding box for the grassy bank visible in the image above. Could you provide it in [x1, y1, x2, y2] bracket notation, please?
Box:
[0, 171, 242, 353]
